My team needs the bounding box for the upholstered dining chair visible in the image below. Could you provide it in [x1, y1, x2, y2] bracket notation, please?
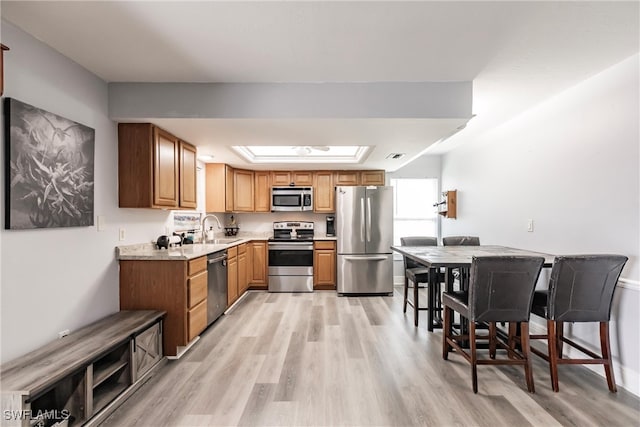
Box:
[528, 255, 628, 392]
[400, 236, 441, 328]
[442, 236, 480, 289]
[442, 236, 481, 246]
[442, 255, 545, 394]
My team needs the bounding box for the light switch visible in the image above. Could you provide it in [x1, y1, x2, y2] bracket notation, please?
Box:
[97, 215, 106, 231]
[527, 219, 534, 232]
[119, 228, 126, 241]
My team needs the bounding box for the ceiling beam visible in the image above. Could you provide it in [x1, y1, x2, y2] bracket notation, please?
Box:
[109, 81, 472, 120]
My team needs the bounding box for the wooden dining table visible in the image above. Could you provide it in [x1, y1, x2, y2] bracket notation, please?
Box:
[390, 245, 556, 332]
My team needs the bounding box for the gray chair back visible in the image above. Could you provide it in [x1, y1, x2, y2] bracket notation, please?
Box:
[469, 256, 544, 323]
[443, 236, 480, 246]
[400, 236, 437, 269]
[547, 255, 628, 322]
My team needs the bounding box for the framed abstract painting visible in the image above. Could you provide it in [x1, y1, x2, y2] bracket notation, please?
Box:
[4, 98, 95, 229]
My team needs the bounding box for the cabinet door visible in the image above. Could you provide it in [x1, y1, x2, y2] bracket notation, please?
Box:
[227, 255, 238, 307]
[254, 171, 271, 212]
[234, 169, 254, 212]
[133, 322, 162, 381]
[225, 165, 235, 212]
[179, 141, 197, 208]
[271, 171, 292, 186]
[238, 248, 248, 296]
[314, 249, 336, 288]
[153, 127, 179, 207]
[250, 241, 267, 287]
[187, 299, 207, 342]
[292, 171, 313, 186]
[314, 171, 335, 212]
[360, 170, 385, 186]
[334, 171, 359, 186]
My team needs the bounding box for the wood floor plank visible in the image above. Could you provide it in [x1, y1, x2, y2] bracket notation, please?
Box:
[101, 289, 640, 427]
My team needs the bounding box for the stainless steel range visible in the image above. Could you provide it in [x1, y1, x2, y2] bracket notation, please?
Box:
[268, 221, 314, 292]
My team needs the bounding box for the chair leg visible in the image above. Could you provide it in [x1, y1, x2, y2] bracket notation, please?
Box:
[556, 321, 564, 359]
[520, 322, 535, 393]
[600, 321, 617, 392]
[547, 319, 560, 392]
[442, 305, 451, 360]
[489, 322, 497, 359]
[507, 322, 518, 359]
[403, 277, 409, 313]
[470, 322, 478, 393]
[427, 279, 435, 332]
[413, 280, 419, 327]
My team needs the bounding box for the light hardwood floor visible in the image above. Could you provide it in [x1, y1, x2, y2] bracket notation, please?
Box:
[101, 289, 640, 426]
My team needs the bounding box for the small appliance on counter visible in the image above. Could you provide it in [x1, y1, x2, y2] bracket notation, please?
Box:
[326, 216, 335, 237]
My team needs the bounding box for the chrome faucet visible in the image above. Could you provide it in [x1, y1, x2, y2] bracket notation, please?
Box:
[201, 214, 223, 243]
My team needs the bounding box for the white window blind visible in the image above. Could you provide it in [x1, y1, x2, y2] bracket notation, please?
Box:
[391, 178, 438, 245]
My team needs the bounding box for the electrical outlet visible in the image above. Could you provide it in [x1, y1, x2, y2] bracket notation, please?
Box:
[527, 219, 534, 232]
[119, 228, 126, 241]
[58, 329, 69, 339]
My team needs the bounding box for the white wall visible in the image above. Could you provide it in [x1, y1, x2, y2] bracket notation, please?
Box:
[441, 54, 640, 394]
[387, 155, 442, 282]
[0, 21, 172, 363]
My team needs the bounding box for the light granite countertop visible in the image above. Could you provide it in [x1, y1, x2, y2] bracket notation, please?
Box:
[117, 233, 337, 261]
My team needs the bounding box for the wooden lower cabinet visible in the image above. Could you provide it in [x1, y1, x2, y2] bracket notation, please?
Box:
[248, 241, 268, 289]
[314, 241, 337, 290]
[238, 243, 249, 295]
[119, 257, 208, 357]
[227, 246, 239, 306]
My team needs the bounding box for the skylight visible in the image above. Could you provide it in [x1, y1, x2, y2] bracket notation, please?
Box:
[232, 145, 371, 164]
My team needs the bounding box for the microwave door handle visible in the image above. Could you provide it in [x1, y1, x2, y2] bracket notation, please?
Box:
[360, 197, 365, 242]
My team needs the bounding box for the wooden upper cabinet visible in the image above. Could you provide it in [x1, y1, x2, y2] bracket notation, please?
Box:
[234, 169, 255, 212]
[292, 171, 313, 186]
[360, 170, 385, 186]
[271, 171, 313, 186]
[254, 171, 271, 212]
[179, 141, 197, 209]
[334, 170, 385, 186]
[314, 171, 335, 213]
[271, 171, 292, 186]
[334, 171, 359, 186]
[119, 123, 196, 209]
[206, 163, 234, 212]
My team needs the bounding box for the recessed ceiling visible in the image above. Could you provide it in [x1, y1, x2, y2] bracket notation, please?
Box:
[2, 1, 638, 170]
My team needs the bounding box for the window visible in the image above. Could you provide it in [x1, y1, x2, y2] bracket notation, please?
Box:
[391, 178, 439, 245]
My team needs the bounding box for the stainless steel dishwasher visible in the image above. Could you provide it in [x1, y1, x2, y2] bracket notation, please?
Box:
[207, 250, 228, 326]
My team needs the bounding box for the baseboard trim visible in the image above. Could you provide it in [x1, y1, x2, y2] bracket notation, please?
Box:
[618, 277, 640, 292]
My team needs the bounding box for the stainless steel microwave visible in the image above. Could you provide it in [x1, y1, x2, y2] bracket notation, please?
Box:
[271, 187, 313, 212]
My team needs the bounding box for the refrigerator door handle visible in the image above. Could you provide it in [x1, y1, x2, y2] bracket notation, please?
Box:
[344, 255, 388, 261]
[360, 197, 365, 242]
[366, 197, 372, 242]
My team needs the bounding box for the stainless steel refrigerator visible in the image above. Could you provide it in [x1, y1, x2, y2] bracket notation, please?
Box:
[336, 186, 393, 294]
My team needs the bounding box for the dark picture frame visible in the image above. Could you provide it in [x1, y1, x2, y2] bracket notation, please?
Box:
[4, 98, 95, 229]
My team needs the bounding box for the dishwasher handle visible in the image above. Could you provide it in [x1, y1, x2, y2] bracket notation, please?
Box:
[208, 254, 227, 264]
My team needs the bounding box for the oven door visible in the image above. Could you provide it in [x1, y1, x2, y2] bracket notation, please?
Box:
[268, 242, 314, 275]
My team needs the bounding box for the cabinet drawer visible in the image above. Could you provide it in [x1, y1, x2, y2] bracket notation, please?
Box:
[187, 300, 207, 342]
[188, 256, 207, 276]
[188, 271, 208, 308]
[314, 241, 336, 250]
[227, 246, 238, 258]
[238, 243, 247, 254]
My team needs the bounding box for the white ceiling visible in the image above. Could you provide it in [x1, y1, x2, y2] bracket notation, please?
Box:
[2, 1, 638, 170]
